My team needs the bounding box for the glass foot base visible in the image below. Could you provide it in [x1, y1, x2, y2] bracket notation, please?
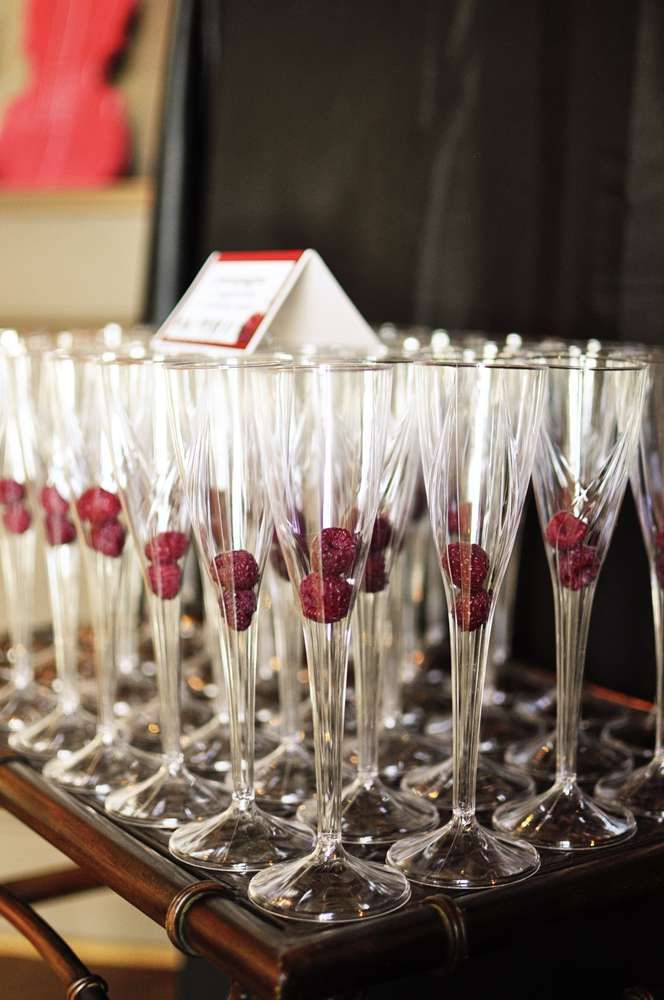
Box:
[254, 740, 317, 815]
[182, 718, 278, 778]
[347, 728, 447, 787]
[0, 682, 55, 741]
[426, 705, 543, 755]
[105, 761, 229, 829]
[297, 775, 439, 845]
[248, 843, 410, 923]
[504, 723, 633, 784]
[168, 799, 315, 873]
[601, 712, 655, 767]
[128, 697, 213, 754]
[43, 734, 154, 800]
[595, 754, 664, 821]
[10, 704, 96, 762]
[386, 813, 540, 889]
[493, 778, 636, 850]
[401, 754, 534, 813]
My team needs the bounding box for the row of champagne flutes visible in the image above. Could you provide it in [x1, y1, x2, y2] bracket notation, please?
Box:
[0, 327, 658, 925]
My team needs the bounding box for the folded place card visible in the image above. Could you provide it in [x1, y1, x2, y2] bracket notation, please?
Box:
[151, 249, 382, 355]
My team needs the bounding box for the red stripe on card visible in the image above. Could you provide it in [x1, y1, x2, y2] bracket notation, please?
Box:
[216, 250, 303, 262]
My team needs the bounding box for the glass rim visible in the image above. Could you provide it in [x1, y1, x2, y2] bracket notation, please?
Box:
[526, 352, 648, 372]
[275, 359, 392, 373]
[162, 355, 288, 372]
[414, 357, 548, 373]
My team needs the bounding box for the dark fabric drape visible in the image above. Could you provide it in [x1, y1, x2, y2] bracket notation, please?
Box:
[147, 0, 664, 699]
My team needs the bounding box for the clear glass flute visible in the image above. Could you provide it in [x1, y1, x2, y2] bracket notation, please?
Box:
[297, 359, 438, 843]
[0, 338, 53, 742]
[373, 546, 448, 785]
[494, 356, 646, 849]
[43, 351, 150, 798]
[11, 338, 95, 760]
[248, 360, 412, 922]
[101, 356, 228, 827]
[253, 560, 317, 815]
[596, 352, 664, 819]
[166, 359, 313, 871]
[387, 358, 545, 888]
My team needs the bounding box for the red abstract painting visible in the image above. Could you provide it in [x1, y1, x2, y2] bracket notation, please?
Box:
[0, 0, 136, 187]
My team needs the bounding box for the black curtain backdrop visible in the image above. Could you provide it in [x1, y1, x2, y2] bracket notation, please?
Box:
[148, 0, 664, 700]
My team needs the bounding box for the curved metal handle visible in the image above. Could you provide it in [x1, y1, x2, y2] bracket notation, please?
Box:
[0, 884, 109, 998]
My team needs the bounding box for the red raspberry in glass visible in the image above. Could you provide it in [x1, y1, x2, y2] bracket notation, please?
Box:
[90, 519, 125, 558]
[45, 515, 76, 546]
[147, 561, 182, 599]
[443, 542, 489, 593]
[558, 544, 600, 590]
[370, 514, 392, 553]
[363, 553, 387, 593]
[77, 487, 121, 525]
[545, 511, 587, 551]
[221, 588, 257, 631]
[3, 504, 31, 534]
[311, 527, 357, 576]
[39, 485, 69, 516]
[0, 479, 25, 505]
[145, 531, 189, 564]
[300, 572, 352, 623]
[211, 549, 259, 591]
[455, 589, 491, 632]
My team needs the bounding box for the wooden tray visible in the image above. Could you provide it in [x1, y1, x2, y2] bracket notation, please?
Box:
[0, 673, 662, 999]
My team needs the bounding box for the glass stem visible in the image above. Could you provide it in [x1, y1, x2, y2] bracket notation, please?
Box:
[382, 556, 404, 730]
[225, 623, 257, 805]
[88, 550, 126, 742]
[115, 549, 142, 677]
[271, 576, 304, 744]
[353, 591, 388, 781]
[554, 585, 594, 783]
[201, 572, 229, 724]
[45, 545, 80, 713]
[0, 532, 36, 690]
[147, 592, 183, 767]
[451, 620, 492, 821]
[650, 570, 664, 757]
[303, 620, 350, 855]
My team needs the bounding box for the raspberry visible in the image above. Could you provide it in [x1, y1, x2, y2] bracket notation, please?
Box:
[90, 519, 125, 558]
[45, 515, 76, 545]
[211, 549, 259, 591]
[39, 486, 69, 516]
[147, 561, 182, 599]
[444, 543, 489, 593]
[364, 553, 387, 593]
[455, 589, 491, 631]
[3, 504, 31, 534]
[145, 531, 189, 563]
[77, 487, 121, 525]
[300, 572, 352, 623]
[545, 511, 587, 551]
[370, 514, 392, 553]
[311, 527, 357, 576]
[221, 588, 257, 631]
[558, 544, 600, 590]
[0, 479, 25, 505]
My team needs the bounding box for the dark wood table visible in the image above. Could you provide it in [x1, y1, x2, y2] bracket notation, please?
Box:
[1, 675, 663, 999]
